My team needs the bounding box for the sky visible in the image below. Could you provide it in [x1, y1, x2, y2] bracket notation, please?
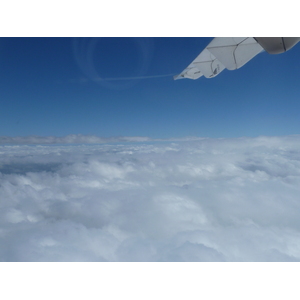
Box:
[1, 2, 300, 299]
[1, 36, 300, 139]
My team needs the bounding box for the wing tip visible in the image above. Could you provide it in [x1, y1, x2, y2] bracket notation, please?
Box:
[173, 74, 183, 80]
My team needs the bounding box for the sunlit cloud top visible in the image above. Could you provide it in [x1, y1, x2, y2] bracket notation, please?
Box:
[1, 135, 300, 261]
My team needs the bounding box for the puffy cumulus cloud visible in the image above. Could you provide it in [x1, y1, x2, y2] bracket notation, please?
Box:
[1, 135, 300, 261]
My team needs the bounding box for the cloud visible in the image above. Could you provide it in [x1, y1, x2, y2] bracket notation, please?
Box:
[0, 134, 153, 145]
[1, 135, 300, 261]
[0, 134, 209, 145]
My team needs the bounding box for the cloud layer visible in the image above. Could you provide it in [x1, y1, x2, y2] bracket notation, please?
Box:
[0, 134, 153, 145]
[1, 135, 300, 261]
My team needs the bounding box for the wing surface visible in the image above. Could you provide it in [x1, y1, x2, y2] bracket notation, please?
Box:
[173, 66, 203, 80]
[174, 45, 226, 80]
[174, 37, 264, 80]
[207, 37, 263, 70]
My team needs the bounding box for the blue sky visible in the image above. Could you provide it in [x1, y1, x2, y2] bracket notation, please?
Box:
[1, 36, 300, 139]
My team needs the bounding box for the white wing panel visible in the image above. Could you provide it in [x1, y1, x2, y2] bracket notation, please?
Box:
[207, 37, 263, 70]
[174, 67, 203, 80]
[192, 49, 225, 78]
[174, 37, 299, 81]
[174, 46, 225, 80]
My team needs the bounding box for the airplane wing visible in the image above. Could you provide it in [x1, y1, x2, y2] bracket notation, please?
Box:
[174, 47, 226, 80]
[174, 37, 300, 80]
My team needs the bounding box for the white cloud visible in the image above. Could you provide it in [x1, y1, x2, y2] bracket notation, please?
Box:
[0, 134, 208, 145]
[1, 135, 300, 261]
[0, 134, 153, 145]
